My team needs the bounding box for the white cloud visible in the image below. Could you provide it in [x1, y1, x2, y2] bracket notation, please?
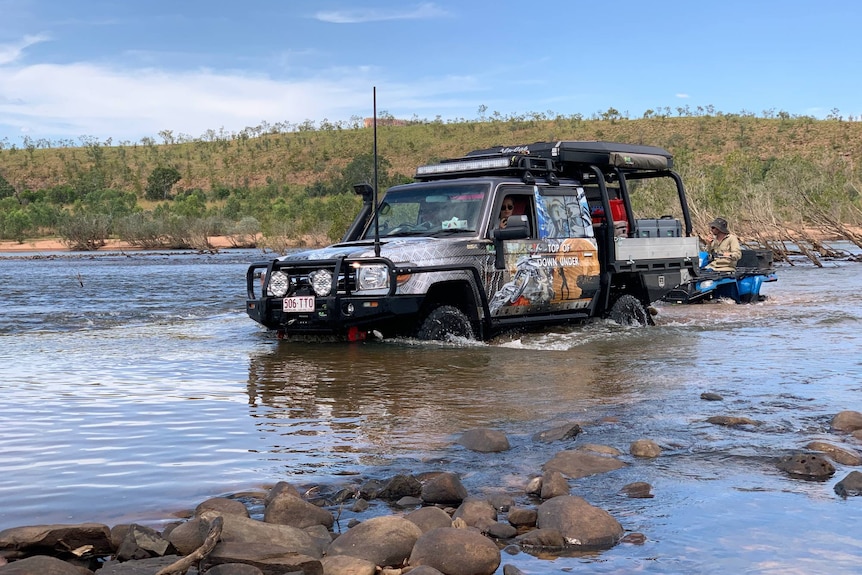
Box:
[675, 93, 690, 99]
[0, 60, 382, 142]
[315, 2, 448, 24]
[0, 55, 486, 143]
[0, 34, 50, 65]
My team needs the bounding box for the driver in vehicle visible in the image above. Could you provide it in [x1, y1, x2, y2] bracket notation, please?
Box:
[704, 217, 741, 272]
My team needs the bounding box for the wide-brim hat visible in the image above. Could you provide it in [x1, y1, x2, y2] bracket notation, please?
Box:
[709, 217, 729, 234]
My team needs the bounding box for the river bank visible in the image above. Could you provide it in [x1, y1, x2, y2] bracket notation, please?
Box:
[0, 236, 239, 253]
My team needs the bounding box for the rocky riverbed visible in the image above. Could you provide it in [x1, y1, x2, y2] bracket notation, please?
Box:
[2, 410, 862, 575]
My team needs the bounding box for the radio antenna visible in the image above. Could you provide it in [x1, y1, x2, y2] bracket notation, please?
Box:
[372, 87, 381, 257]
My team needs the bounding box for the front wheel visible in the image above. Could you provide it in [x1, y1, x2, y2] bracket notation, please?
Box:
[608, 294, 652, 326]
[417, 305, 475, 341]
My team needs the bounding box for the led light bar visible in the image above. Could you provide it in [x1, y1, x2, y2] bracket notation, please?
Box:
[416, 157, 513, 176]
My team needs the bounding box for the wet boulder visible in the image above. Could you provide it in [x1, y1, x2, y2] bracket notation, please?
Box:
[531, 423, 582, 443]
[0, 523, 113, 560]
[201, 541, 321, 575]
[524, 476, 542, 496]
[484, 521, 517, 540]
[543, 450, 626, 479]
[777, 453, 835, 480]
[405, 506, 453, 533]
[486, 492, 515, 513]
[832, 410, 862, 433]
[195, 497, 250, 518]
[420, 472, 469, 505]
[114, 524, 174, 561]
[700, 392, 724, 401]
[536, 495, 623, 550]
[327, 515, 422, 567]
[630, 439, 662, 458]
[265, 481, 302, 504]
[408, 527, 501, 575]
[206, 564, 266, 575]
[506, 507, 537, 528]
[165, 517, 207, 555]
[834, 471, 862, 498]
[576, 444, 622, 456]
[515, 527, 565, 550]
[0, 554, 101, 575]
[451, 498, 497, 531]
[619, 482, 654, 498]
[263, 492, 334, 529]
[806, 441, 862, 466]
[539, 471, 570, 499]
[377, 474, 422, 500]
[456, 428, 510, 452]
[320, 554, 376, 575]
[99, 555, 195, 575]
[207, 512, 325, 558]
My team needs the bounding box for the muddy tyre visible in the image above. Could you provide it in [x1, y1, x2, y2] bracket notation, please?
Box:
[417, 305, 474, 341]
[609, 294, 652, 326]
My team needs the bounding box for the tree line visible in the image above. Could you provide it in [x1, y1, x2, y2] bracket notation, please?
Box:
[0, 112, 860, 263]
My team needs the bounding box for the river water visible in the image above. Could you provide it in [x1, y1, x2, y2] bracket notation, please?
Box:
[1, 246, 861, 574]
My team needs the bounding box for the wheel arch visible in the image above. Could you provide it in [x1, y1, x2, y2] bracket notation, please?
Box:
[419, 279, 484, 337]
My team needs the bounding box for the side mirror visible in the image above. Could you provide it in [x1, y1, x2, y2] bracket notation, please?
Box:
[492, 215, 529, 270]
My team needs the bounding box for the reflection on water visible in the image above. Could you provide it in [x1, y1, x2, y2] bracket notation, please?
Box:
[1, 250, 862, 572]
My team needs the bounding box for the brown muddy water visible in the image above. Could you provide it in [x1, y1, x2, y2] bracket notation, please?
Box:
[1, 247, 861, 574]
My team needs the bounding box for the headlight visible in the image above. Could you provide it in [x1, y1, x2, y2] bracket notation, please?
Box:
[357, 264, 390, 291]
[699, 279, 714, 290]
[308, 269, 333, 297]
[268, 271, 289, 297]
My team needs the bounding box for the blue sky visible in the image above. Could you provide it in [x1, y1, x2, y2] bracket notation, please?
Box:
[1, 0, 859, 146]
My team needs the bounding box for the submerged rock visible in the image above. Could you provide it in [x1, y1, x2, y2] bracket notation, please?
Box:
[531, 423, 582, 443]
[805, 441, 862, 466]
[834, 471, 862, 498]
[777, 453, 835, 480]
[832, 410, 862, 433]
[456, 428, 511, 452]
[619, 482, 654, 498]
[630, 439, 662, 458]
[543, 450, 626, 479]
[706, 415, 760, 427]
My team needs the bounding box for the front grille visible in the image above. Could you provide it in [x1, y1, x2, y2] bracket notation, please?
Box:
[272, 262, 357, 296]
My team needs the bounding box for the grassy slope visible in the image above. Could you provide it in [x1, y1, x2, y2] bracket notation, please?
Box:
[2, 116, 860, 195]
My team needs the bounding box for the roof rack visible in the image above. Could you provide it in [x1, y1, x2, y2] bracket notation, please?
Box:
[466, 141, 674, 171]
[414, 140, 674, 183]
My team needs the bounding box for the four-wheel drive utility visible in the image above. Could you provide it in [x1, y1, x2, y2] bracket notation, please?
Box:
[246, 140, 702, 341]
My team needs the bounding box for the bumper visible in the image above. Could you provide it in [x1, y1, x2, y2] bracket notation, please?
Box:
[246, 294, 425, 336]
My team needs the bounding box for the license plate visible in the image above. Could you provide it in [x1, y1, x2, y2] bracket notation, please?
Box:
[283, 296, 315, 313]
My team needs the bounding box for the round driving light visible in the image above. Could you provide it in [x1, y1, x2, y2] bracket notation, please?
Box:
[268, 271, 289, 297]
[345, 303, 355, 316]
[308, 269, 333, 296]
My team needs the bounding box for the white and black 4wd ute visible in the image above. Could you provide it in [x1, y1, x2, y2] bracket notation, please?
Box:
[246, 141, 701, 341]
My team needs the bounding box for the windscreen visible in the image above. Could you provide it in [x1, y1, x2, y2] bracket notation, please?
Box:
[363, 183, 489, 238]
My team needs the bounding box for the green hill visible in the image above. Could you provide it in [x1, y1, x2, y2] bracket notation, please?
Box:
[1, 113, 861, 259]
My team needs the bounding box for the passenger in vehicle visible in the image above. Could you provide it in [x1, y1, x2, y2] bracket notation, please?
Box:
[498, 196, 515, 229]
[704, 217, 741, 272]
